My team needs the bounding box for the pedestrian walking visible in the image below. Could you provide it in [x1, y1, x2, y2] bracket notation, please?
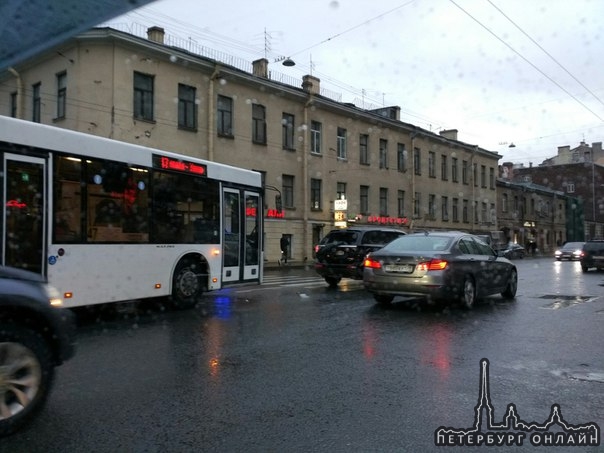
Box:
[280, 234, 289, 265]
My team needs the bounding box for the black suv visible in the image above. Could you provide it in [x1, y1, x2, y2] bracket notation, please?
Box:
[0, 266, 76, 436]
[580, 239, 604, 272]
[314, 226, 406, 286]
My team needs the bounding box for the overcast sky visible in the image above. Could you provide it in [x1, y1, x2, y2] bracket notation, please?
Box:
[104, 0, 604, 166]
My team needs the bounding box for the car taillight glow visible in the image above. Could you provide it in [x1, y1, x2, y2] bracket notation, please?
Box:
[417, 259, 448, 271]
[364, 258, 382, 269]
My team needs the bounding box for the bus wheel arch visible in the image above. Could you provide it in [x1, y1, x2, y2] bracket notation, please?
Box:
[171, 254, 208, 309]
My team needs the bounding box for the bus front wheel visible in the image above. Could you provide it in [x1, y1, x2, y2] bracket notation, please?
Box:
[172, 259, 204, 309]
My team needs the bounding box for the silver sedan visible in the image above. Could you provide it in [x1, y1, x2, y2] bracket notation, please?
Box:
[363, 231, 518, 308]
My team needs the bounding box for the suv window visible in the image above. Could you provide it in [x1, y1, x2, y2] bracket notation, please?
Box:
[320, 231, 359, 246]
[363, 230, 403, 245]
[583, 241, 604, 252]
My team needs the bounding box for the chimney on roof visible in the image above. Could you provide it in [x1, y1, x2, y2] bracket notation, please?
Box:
[302, 75, 321, 95]
[252, 58, 269, 78]
[439, 129, 458, 140]
[557, 145, 570, 155]
[147, 26, 165, 44]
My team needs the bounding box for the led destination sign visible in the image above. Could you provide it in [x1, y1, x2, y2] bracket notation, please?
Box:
[153, 155, 207, 176]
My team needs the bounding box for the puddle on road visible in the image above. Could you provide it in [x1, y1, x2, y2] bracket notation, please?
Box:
[539, 295, 597, 309]
[552, 367, 604, 383]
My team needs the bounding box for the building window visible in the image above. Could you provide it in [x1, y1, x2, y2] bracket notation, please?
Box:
[441, 155, 448, 181]
[10, 92, 17, 118]
[178, 84, 197, 130]
[489, 167, 495, 189]
[566, 183, 575, 193]
[414, 192, 421, 218]
[32, 82, 41, 123]
[311, 178, 322, 209]
[490, 203, 495, 223]
[428, 194, 436, 219]
[463, 199, 469, 223]
[502, 193, 508, 212]
[379, 188, 388, 216]
[462, 160, 468, 184]
[56, 72, 66, 119]
[473, 163, 478, 187]
[310, 120, 322, 154]
[398, 190, 405, 217]
[442, 196, 449, 221]
[282, 174, 294, 208]
[397, 143, 407, 172]
[252, 103, 266, 144]
[482, 202, 488, 224]
[217, 95, 233, 136]
[360, 185, 369, 215]
[414, 148, 421, 175]
[337, 127, 347, 159]
[452, 198, 459, 222]
[481, 165, 487, 188]
[359, 134, 369, 165]
[379, 139, 388, 169]
[133, 72, 154, 121]
[282, 113, 295, 150]
[335, 182, 347, 201]
[428, 151, 436, 178]
[452, 157, 458, 182]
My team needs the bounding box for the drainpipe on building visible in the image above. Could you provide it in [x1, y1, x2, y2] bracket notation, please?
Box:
[207, 65, 221, 161]
[472, 146, 478, 232]
[410, 130, 418, 231]
[303, 99, 311, 260]
[8, 67, 24, 119]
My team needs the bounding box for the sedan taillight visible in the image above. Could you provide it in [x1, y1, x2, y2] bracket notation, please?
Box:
[417, 259, 448, 271]
[364, 258, 382, 269]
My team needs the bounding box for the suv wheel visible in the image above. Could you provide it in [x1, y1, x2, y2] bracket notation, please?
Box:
[325, 276, 341, 287]
[0, 324, 54, 437]
[581, 265, 588, 272]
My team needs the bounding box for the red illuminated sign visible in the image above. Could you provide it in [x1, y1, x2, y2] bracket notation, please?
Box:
[246, 207, 257, 217]
[153, 155, 207, 176]
[366, 215, 408, 225]
[266, 209, 284, 218]
[6, 200, 27, 208]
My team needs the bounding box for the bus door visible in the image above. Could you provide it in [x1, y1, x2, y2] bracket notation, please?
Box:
[2, 154, 46, 274]
[222, 188, 261, 283]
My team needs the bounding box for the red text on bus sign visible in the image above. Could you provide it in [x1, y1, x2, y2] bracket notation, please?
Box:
[153, 155, 207, 176]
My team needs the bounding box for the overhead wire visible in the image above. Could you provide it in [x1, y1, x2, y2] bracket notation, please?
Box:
[449, 0, 604, 123]
[486, 0, 604, 110]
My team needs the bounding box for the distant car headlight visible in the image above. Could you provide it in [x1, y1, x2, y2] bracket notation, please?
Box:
[554, 250, 562, 256]
[44, 284, 64, 307]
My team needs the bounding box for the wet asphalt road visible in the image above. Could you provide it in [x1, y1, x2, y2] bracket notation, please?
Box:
[2, 258, 603, 452]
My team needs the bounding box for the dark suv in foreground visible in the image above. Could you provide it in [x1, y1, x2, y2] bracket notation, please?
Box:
[0, 266, 76, 436]
[580, 240, 604, 272]
[314, 226, 406, 286]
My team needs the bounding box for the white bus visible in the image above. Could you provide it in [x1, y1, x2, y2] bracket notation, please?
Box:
[0, 116, 263, 308]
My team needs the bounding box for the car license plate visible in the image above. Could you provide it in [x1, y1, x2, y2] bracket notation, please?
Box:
[384, 264, 414, 273]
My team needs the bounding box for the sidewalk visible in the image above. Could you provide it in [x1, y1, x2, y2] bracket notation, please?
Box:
[263, 259, 311, 270]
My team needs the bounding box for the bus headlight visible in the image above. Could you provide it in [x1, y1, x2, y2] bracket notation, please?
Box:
[44, 284, 64, 307]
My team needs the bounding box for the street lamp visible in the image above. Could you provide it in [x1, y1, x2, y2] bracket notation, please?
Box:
[274, 56, 295, 67]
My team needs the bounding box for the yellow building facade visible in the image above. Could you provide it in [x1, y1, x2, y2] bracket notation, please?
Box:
[0, 26, 502, 263]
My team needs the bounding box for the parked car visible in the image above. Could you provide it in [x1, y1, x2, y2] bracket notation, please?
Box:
[0, 266, 76, 437]
[502, 242, 525, 259]
[554, 241, 585, 261]
[363, 231, 517, 308]
[580, 239, 604, 272]
[314, 226, 406, 287]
